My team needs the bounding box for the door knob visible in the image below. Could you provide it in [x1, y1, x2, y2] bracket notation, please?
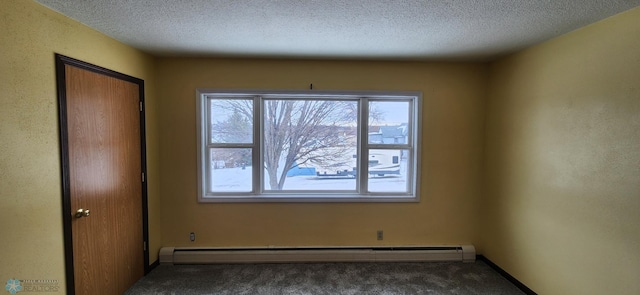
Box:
[75, 209, 90, 218]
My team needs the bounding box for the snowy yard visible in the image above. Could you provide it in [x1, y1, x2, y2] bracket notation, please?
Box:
[210, 161, 409, 193]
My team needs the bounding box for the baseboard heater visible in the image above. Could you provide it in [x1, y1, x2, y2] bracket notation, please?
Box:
[159, 245, 475, 265]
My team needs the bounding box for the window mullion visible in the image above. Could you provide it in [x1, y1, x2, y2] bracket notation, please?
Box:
[367, 144, 411, 150]
[255, 95, 263, 194]
[408, 98, 415, 147]
[359, 97, 369, 194]
[205, 98, 212, 144]
[203, 97, 212, 195]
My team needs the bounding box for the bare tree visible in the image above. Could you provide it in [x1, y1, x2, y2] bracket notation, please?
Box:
[264, 100, 357, 189]
[215, 99, 359, 190]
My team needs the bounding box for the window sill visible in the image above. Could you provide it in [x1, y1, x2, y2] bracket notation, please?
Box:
[198, 194, 419, 203]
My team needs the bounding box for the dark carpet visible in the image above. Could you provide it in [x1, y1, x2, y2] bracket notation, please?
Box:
[125, 261, 525, 294]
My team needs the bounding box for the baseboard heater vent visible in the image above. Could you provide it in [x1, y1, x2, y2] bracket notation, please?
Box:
[159, 245, 475, 265]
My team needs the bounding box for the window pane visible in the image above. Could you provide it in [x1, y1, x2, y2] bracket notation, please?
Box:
[209, 148, 252, 192]
[210, 99, 253, 144]
[368, 101, 409, 144]
[367, 149, 409, 193]
[262, 99, 357, 191]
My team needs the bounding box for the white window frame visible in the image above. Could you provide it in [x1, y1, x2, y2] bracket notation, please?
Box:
[196, 89, 422, 203]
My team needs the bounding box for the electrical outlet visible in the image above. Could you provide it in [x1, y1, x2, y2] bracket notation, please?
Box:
[189, 232, 195, 242]
[377, 230, 383, 240]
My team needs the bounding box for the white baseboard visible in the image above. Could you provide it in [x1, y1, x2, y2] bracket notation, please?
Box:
[159, 245, 476, 265]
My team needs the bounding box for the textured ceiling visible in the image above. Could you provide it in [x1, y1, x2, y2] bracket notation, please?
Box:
[35, 0, 640, 61]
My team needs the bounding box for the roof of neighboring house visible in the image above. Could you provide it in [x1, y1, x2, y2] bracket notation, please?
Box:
[370, 124, 408, 138]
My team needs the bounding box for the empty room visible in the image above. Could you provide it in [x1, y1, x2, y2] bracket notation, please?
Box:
[1, 0, 639, 294]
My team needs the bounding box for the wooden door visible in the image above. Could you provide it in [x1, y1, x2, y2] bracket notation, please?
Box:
[56, 55, 148, 295]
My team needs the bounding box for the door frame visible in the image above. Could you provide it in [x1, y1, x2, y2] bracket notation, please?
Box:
[55, 54, 150, 294]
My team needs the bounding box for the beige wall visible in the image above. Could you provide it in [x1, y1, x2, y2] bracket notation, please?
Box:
[156, 58, 487, 247]
[483, 7, 640, 295]
[0, 1, 161, 293]
[6, 0, 639, 294]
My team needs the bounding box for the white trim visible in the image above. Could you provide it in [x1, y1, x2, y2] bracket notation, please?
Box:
[197, 89, 422, 203]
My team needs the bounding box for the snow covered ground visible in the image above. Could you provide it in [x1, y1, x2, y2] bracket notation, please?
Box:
[210, 161, 408, 193]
